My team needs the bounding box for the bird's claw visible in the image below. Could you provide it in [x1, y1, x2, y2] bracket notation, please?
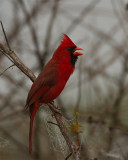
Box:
[55, 108, 61, 114]
[50, 101, 54, 105]
[49, 101, 61, 114]
[50, 101, 61, 110]
[54, 105, 61, 114]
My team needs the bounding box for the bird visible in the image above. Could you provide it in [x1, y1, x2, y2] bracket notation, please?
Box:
[25, 34, 83, 153]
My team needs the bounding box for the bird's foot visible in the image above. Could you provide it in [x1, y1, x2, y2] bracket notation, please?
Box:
[49, 101, 61, 114]
[55, 106, 61, 114]
[50, 100, 55, 105]
[53, 104, 61, 114]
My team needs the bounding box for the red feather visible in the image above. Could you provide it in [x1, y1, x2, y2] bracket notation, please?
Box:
[25, 34, 83, 153]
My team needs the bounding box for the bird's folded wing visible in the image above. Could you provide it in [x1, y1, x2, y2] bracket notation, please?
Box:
[25, 61, 58, 109]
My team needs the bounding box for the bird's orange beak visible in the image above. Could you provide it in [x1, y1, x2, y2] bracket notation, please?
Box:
[73, 47, 83, 56]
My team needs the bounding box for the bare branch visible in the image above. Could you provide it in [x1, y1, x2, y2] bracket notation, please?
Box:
[0, 42, 36, 82]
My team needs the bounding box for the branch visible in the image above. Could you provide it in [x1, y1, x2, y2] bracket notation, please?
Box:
[0, 42, 36, 82]
[47, 103, 77, 154]
[0, 42, 80, 160]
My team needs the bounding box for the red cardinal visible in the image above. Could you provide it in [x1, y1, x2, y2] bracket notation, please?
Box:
[25, 34, 83, 153]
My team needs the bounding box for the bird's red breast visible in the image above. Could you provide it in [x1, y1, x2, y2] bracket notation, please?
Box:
[25, 34, 83, 153]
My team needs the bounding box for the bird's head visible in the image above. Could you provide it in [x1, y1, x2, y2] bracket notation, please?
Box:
[54, 34, 83, 66]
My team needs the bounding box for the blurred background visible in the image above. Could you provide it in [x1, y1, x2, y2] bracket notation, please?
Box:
[0, 0, 128, 159]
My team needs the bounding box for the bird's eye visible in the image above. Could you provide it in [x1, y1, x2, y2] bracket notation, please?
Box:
[67, 47, 72, 52]
[67, 46, 76, 53]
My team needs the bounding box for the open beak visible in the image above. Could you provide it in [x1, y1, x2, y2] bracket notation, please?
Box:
[73, 47, 83, 56]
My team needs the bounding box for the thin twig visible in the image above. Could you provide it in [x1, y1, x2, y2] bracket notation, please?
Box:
[0, 64, 15, 76]
[65, 152, 72, 160]
[0, 21, 10, 49]
[76, 59, 82, 111]
[47, 121, 58, 126]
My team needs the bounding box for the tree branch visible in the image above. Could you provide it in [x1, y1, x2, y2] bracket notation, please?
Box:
[0, 42, 36, 82]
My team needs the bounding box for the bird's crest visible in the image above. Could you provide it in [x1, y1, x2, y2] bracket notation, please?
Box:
[60, 34, 76, 48]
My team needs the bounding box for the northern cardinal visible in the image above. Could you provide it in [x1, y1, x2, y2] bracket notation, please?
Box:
[25, 34, 83, 153]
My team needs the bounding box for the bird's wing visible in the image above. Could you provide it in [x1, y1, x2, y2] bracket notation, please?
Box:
[25, 60, 58, 108]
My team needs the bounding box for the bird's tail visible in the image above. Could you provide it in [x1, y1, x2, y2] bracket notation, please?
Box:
[29, 101, 39, 153]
